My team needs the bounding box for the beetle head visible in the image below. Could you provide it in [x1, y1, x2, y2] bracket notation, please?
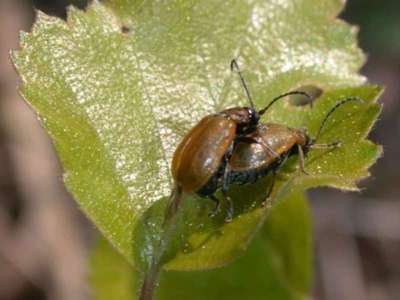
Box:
[247, 107, 260, 127]
[237, 107, 260, 133]
[225, 107, 260, 134]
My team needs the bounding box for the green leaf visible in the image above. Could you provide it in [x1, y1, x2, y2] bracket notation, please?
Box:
[90, 191, 312, 300]
[13, 0, 382, 295]
[90, 239, 137, 300]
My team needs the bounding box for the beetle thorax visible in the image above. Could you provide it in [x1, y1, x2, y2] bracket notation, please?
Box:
[221, 107, 259, 133]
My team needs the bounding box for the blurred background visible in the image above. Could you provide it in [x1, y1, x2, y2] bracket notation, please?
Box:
[0, 0, 398, 299]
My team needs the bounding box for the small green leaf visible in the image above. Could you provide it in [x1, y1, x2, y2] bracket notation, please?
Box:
[90, 191, 312, 300]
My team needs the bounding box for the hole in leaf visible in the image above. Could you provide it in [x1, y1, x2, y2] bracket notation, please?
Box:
[290, 85, 323, 106]
[121, 25, 131, 33]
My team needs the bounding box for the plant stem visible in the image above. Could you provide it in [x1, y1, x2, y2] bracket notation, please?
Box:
[139, 261, 159, 300]
[139, 186, 183, 300]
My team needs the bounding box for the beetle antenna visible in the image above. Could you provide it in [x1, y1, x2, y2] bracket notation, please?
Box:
[230, 59, 255, 109]
[314, 96, 364, 142]
[258, 91, 311, 116]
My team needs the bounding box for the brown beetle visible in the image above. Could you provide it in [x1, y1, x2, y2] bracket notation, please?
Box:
[170, 60, 309, 221]
[227, 97, 362, 209]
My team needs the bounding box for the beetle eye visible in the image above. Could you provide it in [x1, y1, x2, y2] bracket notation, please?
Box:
[251, 110, 260, 126]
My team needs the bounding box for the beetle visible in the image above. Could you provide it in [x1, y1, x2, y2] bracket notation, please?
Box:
[170, 59, 309, 221]
[227, 97, 362, 211]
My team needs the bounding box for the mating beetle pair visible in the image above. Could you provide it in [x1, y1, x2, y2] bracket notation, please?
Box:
[171, 59, 361, 222]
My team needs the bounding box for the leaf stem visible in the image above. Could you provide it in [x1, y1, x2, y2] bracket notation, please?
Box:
[139, 186, 183, 300]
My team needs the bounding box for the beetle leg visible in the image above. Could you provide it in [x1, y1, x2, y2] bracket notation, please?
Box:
[261, 151, 289, 207]
[222, 182, 233, 223]
[221, 162, 234, 223]
[259, 141, 280, 159]
[235, 136, 279, 159]
[261, 171, 276, 207]
[208, 194, 221, 218]
[273, 152, 290, 180]
[218, 143, 234, 222]
[223, 194, 233, 222]
[297, 144, 309, 175]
